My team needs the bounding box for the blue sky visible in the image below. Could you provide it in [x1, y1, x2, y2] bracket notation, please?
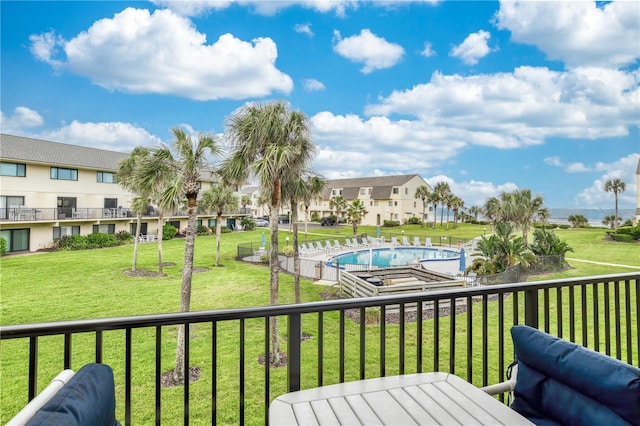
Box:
[1, 0, 639, 209]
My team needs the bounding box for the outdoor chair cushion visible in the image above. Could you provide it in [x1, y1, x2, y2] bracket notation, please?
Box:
[510, 325, 640, 426]
[26, 363, 120, 426]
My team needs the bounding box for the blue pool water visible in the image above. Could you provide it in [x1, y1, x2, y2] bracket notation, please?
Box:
[329, 247, 459, 268]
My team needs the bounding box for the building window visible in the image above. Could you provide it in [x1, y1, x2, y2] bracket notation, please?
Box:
[208, 219, 217, 228]
[374, 201, 378, 206]
[414, 201, 417, 208]
[394, 214, 399, 220]
[360, 189, 366, 195]
[50, 167, 78, 181]
[53, 226, 80, 240]
[392, 187, 399, 194]
[389, 201, 393, 206]
[1, 196, 25, 220]
[131, 223, 148, 236]
[394, 201, 398, 206]
[0, 228, 29, 252]
[370, 201, 373, 206]
[104, 198, 118, 209]
[368, 188, 372, 195]
[1, 162, 26, 177]
[93, 224, 115, 234]
[97, 171, 115, 183]
[57, 197, 77, 219]
[405, 188, 409, 195]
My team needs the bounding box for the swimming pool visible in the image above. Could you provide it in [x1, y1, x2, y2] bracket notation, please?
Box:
[329, 247, 460, 268]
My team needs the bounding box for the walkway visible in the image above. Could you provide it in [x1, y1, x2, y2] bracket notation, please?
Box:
[565, 257, 640, 270]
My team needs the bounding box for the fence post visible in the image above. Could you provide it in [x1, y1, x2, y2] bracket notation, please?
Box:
[524, 289, 539, 328]
[287, 313, 301, 392]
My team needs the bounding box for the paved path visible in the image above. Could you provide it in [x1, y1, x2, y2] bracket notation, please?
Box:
[565, 257, 640, 270]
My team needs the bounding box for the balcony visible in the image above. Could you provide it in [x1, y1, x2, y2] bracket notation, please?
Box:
[1, 272, 638, 424]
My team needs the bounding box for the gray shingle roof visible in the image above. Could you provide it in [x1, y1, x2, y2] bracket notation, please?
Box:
[1, 133, 128, 171]
[323, 174, 424, 200]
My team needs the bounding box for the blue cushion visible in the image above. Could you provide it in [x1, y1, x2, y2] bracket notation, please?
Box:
[511, 325, 640, 425]
[26, 363, 120, 426]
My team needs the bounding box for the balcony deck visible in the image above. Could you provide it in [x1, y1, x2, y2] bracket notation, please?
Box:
[1, 272, 638, 425]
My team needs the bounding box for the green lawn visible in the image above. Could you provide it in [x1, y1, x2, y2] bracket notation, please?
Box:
[1, 224, 637, 424]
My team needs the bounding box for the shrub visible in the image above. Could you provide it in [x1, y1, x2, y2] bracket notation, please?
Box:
[196, 225, 210, 236]
[260, 253, 269, 264]
[163, 224, 176, 240]
[383, 220, 400, 227]
[115, 230, 132, 242]
[0, 237, 7, 256]
[282, 246, 294, 256]
[221, 226, 232, 234]
[311, 212, 320, 222]
[406, 217, 422, 225]
[615, 226, 640, 240]
[241, 217, 256, 231]
[86, 233, 120, 248]
[611, 233, 634, 243]
[558, 224, 570, 229]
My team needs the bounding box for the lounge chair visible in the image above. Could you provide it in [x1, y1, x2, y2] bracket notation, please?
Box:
[402, 236, 410, 246]
[315, 241, 326, 254]
[333, 240, 343, 251]
[325, 240, 335, 253]
[391, 237, 399, 246]
[359, 237, 370, 247]
[425, 237, 432, 247]
[413, 236, 421, 246]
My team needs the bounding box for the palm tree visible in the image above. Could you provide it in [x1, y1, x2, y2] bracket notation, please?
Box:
[433, 182, 451, 227]
[346, 199, 368, 236]
[602, 214, 620, 230]
[604, 178, 626, 230]
[199, 185, 238, 267]
[219, 100, 315, 365]
[443, 193, 454, 230]
[468, 205, 482, 222]
[414, 185, 430, 227]
[282, 174, 322, 305]
[300, 176, 326, 237]
[138, 127, 219, 384]
[329, 195, 347, 220]
[450, 195, 464, 229]
[427, 191, 439, 228]
[568, 214, 588, 228]
[117, 146, 152, 272]
[240, 194, 251, 214]
[117, 146, 172, 275]
[511, 189, 544, 246]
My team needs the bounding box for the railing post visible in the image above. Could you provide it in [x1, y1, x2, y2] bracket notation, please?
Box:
[524, 289, 539, 328]
[287, 313, 301, 392]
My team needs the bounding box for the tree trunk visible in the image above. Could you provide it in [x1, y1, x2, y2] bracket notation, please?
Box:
[157, 214, 164, 275]
[269, 179, 281, 363]
[304, 206, 309, 239]
[132, 214, 142, 271]
[215, 212, 222, 267]
[174, 196, 197, 383]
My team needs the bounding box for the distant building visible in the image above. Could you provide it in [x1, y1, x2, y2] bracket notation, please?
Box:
[0, 134, 242, 253]
[310, 174, 431, 226]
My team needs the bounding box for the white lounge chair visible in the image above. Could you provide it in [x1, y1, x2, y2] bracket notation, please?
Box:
[333, 240, 343, 251]
[315, 241, 326, 254]
[402, 237, 410, 246]
[359, 237, 370, 247]
[425, 237, 432, 247]
[391, 237, 399, 246]
[413, 236, 422, 246]
[325, 240, 335, 253]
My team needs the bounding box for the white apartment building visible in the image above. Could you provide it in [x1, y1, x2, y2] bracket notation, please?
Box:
[310, 174, 432, 226]
[0, 134, 238, 253]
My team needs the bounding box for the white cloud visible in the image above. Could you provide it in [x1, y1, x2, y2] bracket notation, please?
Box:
[42, 121, 162, 152]
[426, 175, 519, 208]
[565, 162, 591, 173]
[544, 156, 562, 167]
[449, 30, 493, 65]
[303, 78, 325, 91]
[29, 31, 64, 68]
[574, 153, 640, 208]
[365, 67, 639, 149]
[420, 41, 436, 57]
[152, 1, 358, 17]
[294, 23, 314, 37]
[0, 107, 44, 134]
[495, 0, 640, 69]
[30, 8, 293, 101]
[333, 29, 404, 73]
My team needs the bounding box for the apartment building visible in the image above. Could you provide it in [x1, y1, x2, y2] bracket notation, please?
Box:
[310, 174, 432, 226]
[0, 134, 231, 253]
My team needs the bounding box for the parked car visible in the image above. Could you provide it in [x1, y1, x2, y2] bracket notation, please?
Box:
[321, 216, 336, 226]
[278, 216, 290, 224]
[255, 219, 269, 227]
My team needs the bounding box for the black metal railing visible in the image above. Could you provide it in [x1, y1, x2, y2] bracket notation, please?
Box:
[1, 272, 638, 425]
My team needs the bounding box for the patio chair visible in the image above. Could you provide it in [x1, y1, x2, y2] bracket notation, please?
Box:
[325, 240, 335, 253]
[315, 241, 326, 254]
[413, 236, 422, 246]
[333, 240, 343, 251]
[425, 237, 432, 247]
[402, 236, 410, 246]
[359, 237, 370, 247]
[391, 237, 399, 246]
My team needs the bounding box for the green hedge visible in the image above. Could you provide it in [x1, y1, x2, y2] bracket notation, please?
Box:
[54, 233, 123, 250]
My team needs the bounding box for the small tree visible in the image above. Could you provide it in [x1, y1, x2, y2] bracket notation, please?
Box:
[346, 199, 368, 236]
[199, 185, 238, 267]
[604, 178, 626, 230]
[414, 185, 430, 227]
[329, 195, 347, 220]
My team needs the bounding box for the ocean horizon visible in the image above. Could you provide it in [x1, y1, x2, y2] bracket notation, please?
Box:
[548, 208, 636, 225]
